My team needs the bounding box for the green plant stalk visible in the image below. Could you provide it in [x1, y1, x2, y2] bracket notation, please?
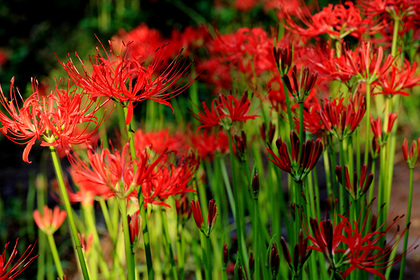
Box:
[219, 157, 237, 220]
[328, 137, 339, 198]
[339, 140, 347, 211]
[46, 233, 64, 279]
[176, 221, 186, 280]
[323, 149, 334, 202]
[228, 131, 249, 275]
[364, 83, 372, 165]
[83, 204, 110, 278]
[138, 192, 154, 279]
[355, 128, 361, 179]
[398, 167, 414, 280]
[119, 200, 135, 280]
[123, 106, 137, 161]
[253, 198, 260, 279]
[36, 173, 47, 280]
[205, 236, 212, 279]
[161, 210, 178, 280]
[49, 146, 90, 280]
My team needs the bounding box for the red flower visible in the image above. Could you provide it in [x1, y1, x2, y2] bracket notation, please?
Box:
[191, 199, 218, 237]
[0, 78, 108, 163]
[128, 211, 142, 245]
[267, 130, 323, 182]
[402, 138, 420, 168]
[0, 238, 38, 280]
[190, 99, 224, 129]
[375, 60, 420, 96]
[283, 65, 318, 103]
[344, 42, 393, 84]
[33, 206, 67, 235]
[335, 164, 374, 200]
[188, 130, 229, 161]
[370, 113, 397, 146]
[61, 40, 194, 124]
[280, 230, 312, 277]
[318, 94, 366, 141]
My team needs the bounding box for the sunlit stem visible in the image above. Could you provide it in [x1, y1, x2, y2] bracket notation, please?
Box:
[161, 210, 178, 280]
[46, 233, 64, 279]
[364, 83, 371, 165]
[49, 146, 90, 280]
[138, 190, 154, 279]
[398, 167, 414, 280]
[119, 199, 135, 280]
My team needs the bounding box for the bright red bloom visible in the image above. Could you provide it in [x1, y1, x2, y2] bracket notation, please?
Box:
[375, 60, 420, 96]
[318, 94, 366, 141]
[0, 238, 38, 280]
[370, 113, 397, 146]
[128, 211, 142, 245]
[0, 78, 108, 163]
[402, 138, 420, 168]
[344, 42, 393, 84]
[33, 206, 67, 235]
[134, 128, 188, 155]
[335, 164, 374, 200]
[283, 65, 318, 103]
[191, 92, 258, 130]
[267, 130, 323, 182]
[282, 1, 373, 41]
[191, 199, 218, 237]
[61, 40, 194, 124]
[188, 129, 229, 161]
[234, 0, 258, 12]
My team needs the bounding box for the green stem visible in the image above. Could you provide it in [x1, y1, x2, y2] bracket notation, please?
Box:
[119, 200, 135, 280]
[49, 146, 90, 280]
[339, 140, 347, 211]
[364, 83, 371, 165]
[47, 233, 64, 279]
[398, 167, 414, 280]
[138, 193, 154, 279]
[161, 210, 178, 280]
[253, 199, 260, 279]
[282, 77, 295, 133]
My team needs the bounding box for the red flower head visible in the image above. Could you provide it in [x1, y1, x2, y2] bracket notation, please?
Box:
[33, 206, 67, 235]
[0, 238, 38, 280]
[0, 78, 108, 163]
[61, 39, 194, 124]
[128, 211, 142, 245]
[267, 130, 323, 182]
[280, 230, 312, 278]
[370, 113, 397, 147]
[402, 138, 420, 168]
[191, 199, 218, 237]
[283, 65, 318, 103]
[188, 129, 229, 161]
[344, 42, 393, 84]
[335, 164, 374, 200]
[318, 94, 366, 141]
[375, 60, 420, 96]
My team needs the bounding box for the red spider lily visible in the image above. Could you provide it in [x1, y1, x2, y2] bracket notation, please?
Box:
[338, 207, 413, 279]
[140, 153, 200, 207]
[375, 60, 420, 96]
[68, 142, 166, 201]
[267, 130, 323, 182]
[0, 238, 38, 280]
[370, 113, 397, 146]
[260, 121, 276, 144]
[217, 92, 259, 128]
[128, 211, 142, 245]
[281, 1, 374, 41]
[78, 233, 93, 253]
[0, 78, 108, 163]
[134, 128, 188, 155]
[234, 0, 258, 12]
[191, 199, 218, 237]
[280, 230, 312, 278]
[335, 164, 374, 200]
[304, 201, 416, 279]
[402, 138, 420, 168]
[61, 40, 194, 124]
[268, 242, 280, 278]
[33, 206, 67, 235]
[273, 41, 293, 76]
[318, 94, 366, 141]
[189, 99, 225, 129]
[344, 42, 393, 84]
[358, 0, 418, 23]
[283, 65, 318, 103]
[188, 130, 229, 161]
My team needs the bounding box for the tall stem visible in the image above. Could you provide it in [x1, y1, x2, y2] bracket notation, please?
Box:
[161, 210, 179, 280]
[49, 146, 90, 280]
[46, 233, 64, 279]
[364, 83, 371, 165]
[398, 167, 414, 280]
[120, 200, 135, 280]
[138, 193, 154, 279]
